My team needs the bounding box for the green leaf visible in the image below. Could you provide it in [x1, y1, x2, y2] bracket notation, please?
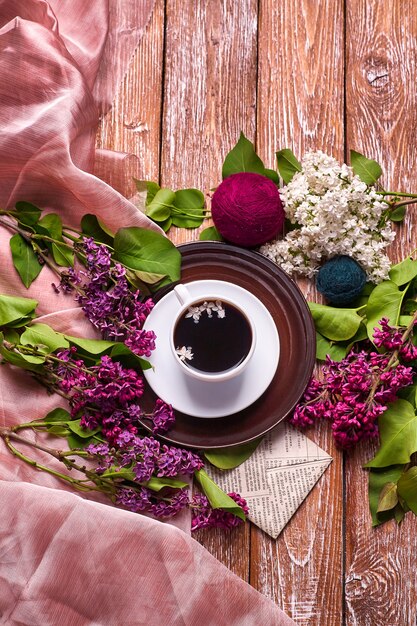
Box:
[113, 227, 181, 284]
[398, 382, 417, 408]
[134, 179, 161, 206]
[160, 217, 173, 233]
[308, 302, 363, 341]
[102, 467, 136, 480]
[399, 315, 413, 327]
[397, 467, 417, 514]
[0, 340, 43, 372]
[350, 150, 383, 185]
[109, 343, 152, 370]
[51, 242, 74, 267]
[65, 335, 117, 355]
[264, 168, 280, 184]
[64, 335, 152, 370]
[204, 439, 261, 470]
[46, 424, 70, 437]
[394, 503, 406, 524]
[276, 149, 302, 184]
[9, 234, 43, 288]
[3, 328, 20, 344]
[376, 482, 398, 512]
[145, 476, 188, 492]
[365, 280, 407, 342]
[18, 351, 45, 364]
[0, 294, 38, 326]
[6, 315, 37, 328]
[44, 408, 72, 423]
[127, 269, 167, 286]
[389, 257, 417, 287]
[199, 226, 224, 242]
[171, 214, 204, 229]
[315, 332, 348, 362]
[171, 188, 205, 228]
[194, 469, 246, 521]
[67, 419, 101, 438]
[365, 399, 417, 468]
[15, 201, 41, 226]
[390, 205, 406, 222]
[222, 132, 265, 179]
[81, 214, 114, 246]
[67, 433, 97, 450]
[20, 323, 69, 353]
[368, 465, 405, 526]
[403, 299, 417, 314]
[145, 188, 175, 222]
[38, 213, 63, 239]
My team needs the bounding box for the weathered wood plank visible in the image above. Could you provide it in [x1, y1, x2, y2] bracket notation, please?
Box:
[253, 2, 345, 624]
[345, 2, 417, 624]
[96, 0, 165, 184]
[162, 0, 258, 246]
[162, 0, 258, 580]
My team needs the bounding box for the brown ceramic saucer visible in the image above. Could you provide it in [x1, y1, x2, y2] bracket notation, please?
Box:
[140, 241, 316, 449]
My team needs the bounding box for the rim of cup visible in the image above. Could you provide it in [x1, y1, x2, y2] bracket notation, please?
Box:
[170, 293, 257, 383]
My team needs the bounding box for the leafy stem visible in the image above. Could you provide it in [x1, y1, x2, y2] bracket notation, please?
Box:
[0, 428, 97, 491]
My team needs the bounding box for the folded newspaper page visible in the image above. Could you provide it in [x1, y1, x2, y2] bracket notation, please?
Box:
[206, 422, 332, 538]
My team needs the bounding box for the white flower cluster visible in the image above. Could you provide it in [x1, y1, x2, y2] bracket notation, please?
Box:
[260, 151, 395, 283]
[185, 300, 225, 323]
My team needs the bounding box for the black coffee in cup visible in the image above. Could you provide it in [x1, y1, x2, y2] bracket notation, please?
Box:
[173, 299, 252, 374]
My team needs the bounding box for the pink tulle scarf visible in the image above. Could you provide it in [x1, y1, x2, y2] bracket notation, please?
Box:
[0, 2, 294, 623]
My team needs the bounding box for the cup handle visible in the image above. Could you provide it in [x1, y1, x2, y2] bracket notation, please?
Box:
[173, 284, 192, 306]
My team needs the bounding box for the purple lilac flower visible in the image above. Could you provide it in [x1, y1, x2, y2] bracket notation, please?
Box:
[116, 485, 189, 518]
[151, 399, 176, 435]
[191, 492, 249, 531]
[56, 238, 156, 356]
[373, 317, 417, 361]
[156, 445, 204, 477]
[74, 238, 156, 356]
[53, 347, 94, 393]
[291, 347, 414, 449]
[85, 442, 113, 473]
[150, 488, 190, 518]
[115, 486, 152, 512]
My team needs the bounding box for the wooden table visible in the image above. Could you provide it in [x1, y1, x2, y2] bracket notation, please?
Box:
[98, 3, 417, 624]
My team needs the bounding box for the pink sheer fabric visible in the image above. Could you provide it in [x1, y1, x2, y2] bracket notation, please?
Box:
[0, 2, 295, 624]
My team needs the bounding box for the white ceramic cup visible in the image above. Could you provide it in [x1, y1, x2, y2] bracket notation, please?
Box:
[170, 282, 256, 383]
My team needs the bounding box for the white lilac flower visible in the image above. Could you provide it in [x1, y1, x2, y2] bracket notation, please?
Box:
[185, 301, 225, 323]
[260, 150, 395, 283]
[175, 346, 194, 362]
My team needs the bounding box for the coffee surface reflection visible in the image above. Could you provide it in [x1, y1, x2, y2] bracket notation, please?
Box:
[173, 299, 252, 374]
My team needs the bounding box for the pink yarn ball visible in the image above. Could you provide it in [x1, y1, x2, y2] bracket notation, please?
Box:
[211, 172, 285, 247]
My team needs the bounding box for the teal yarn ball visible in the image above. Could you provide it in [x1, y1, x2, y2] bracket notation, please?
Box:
[316, 256, 367, 305]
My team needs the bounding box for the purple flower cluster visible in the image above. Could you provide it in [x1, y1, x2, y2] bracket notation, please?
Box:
[373, 317, 417, 361]
[190, 492, 249, 531]
[60, 238, 156, 357]
[51, 351, 175, 443]
[115, 486, 190, 518]
[291, 349, 414, 448]
[87, 434, 203, 519]
[151, 399, 176, 435]
[87, 431, 203, 482]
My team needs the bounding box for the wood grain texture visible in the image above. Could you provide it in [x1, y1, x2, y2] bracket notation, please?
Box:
[97, 0, 165, 183]
[162, 0, 258, 580]
[346, 0, 417, 265]
[257, 0, 345, 164]
[253, 2, 345, 624]
[162, 0, 258, 245]
[346, 3, 417, 625]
